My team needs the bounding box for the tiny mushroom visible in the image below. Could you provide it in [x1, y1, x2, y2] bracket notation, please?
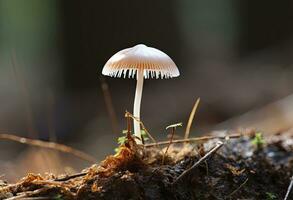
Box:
[102, 44, 179, 144]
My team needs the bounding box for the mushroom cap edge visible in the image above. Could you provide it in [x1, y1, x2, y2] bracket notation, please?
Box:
[102, 44, 180, 79]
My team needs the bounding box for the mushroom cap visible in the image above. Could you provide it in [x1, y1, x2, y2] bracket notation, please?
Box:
[102, 44, 179, 79]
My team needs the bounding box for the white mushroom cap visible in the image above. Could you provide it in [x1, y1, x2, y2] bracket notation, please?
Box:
[102, 44, 180, 79]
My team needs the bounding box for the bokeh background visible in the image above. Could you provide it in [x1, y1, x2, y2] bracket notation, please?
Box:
[1, 0, 293, 181]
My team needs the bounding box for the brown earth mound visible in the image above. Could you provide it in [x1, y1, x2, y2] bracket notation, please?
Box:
[0, 131, 292, 200]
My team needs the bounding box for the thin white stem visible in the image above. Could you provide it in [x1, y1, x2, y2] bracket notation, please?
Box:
[133, 69, 144, 143]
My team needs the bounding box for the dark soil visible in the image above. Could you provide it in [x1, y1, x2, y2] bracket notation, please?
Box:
[0, 131, 292, 200]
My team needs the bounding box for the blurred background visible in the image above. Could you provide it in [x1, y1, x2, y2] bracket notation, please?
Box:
[1, 0, 293, 181]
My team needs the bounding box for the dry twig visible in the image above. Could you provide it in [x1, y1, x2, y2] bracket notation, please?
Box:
[184, 98, 200, 139]
[6, 194, 42, 200]
[226, 178, 249, 198]
[0, 133, 96, 163]
[125, 111, 157, 144]
[173, 141, 224, 184]
[6, 189, 49, 200]
[6, 186, 71, 200]
[54, 172, 87, 182]
[284, 175, 293, 200]
[145, 133, 243, 147]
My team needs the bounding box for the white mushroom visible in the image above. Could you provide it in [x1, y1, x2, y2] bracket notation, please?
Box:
[102, 44, 179, 144]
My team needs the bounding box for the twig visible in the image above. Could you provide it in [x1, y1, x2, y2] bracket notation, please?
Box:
[19, 198, 50, 200]
[100, 77, 119, 135]
[6, 193, 49, 200]
[20, 198, 50, 200]
[185, 98, 200, 139]
[284, 175, 293, 200]
[126, 111, 132, 137]
[6, 187, 61, 200]
[145, 133, 243, 147]
[226, 178, 249, 198]
[33, 180, 66, 186]
[6, 193, 50, 200]
[0, 133, 96, 163]
[54, 172, 87, 182]
[173, 141, 224, 184]
[6, 194, 29, 200]
[125, 111, 157, 145]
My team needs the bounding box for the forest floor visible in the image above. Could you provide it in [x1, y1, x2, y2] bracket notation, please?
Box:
[0, 129, 292, 200]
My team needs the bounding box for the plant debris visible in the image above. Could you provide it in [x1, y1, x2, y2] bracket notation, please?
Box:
[0, 130, 292, 200]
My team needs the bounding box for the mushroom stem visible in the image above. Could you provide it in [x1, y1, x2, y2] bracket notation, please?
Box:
[133, 69, 144, 143]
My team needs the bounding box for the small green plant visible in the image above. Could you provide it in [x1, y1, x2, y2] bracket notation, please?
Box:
[114, 130, 127, 153]
[114, 129, 149, 152]
[117, 130, 128, 145]
[117, 136, 126, 145]
[252, 132, 265, 148]
[265, 192, 277, 200]
[140, 129, 149, 143]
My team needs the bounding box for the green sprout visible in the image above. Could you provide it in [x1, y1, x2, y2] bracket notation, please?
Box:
[117, 130, 128, 145]
[265, 192, 277, 200]
[140, 129, 149, 142]
[114, 130, 128, 153]
[114, 129, 149, 152]
[117, 136, 127, 145]
[251, 132, 265, 148]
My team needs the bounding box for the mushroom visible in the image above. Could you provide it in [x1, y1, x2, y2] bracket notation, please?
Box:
[102, 44, 179, 143]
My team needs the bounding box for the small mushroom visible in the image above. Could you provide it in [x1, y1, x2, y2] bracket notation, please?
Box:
[102, 44, 179, 143]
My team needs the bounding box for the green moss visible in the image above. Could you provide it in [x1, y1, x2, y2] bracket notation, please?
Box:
[265, 192, 277, 200]
[252, 132, 265, 148]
